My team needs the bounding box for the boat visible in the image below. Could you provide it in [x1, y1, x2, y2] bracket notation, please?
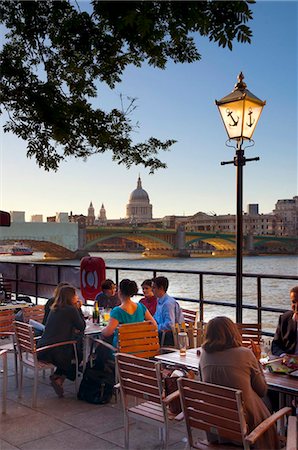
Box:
[0, 245, 11, 255]
[10, 243, 33, 256]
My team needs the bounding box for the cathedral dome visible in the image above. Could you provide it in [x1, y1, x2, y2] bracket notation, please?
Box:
[126, 176, 152, 220]
[129, 178, 150, 203]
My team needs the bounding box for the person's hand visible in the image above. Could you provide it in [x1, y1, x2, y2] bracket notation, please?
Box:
[76, 299, 83, 309]
[249, 339, 261, 360]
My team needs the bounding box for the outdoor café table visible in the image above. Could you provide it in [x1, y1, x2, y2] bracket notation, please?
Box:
[155, 348, 298, 406]
[83, 320, 105, 370]
[0, 301, 29, 311]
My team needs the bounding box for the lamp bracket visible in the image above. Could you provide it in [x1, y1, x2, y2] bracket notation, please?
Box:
[225, 139, 256, 151]
[221, 160, 234, 166]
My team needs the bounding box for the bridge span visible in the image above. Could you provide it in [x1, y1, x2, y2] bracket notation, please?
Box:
[0, 223, 297, 258]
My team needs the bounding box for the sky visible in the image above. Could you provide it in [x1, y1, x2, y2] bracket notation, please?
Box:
[0, 1, 297, 221]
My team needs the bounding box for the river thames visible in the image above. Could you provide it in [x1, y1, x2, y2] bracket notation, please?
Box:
[2, 252, 297, 333]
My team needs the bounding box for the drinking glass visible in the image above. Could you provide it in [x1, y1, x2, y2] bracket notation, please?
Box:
[178, 332, 188, 356]
[103, 308, 111, 323]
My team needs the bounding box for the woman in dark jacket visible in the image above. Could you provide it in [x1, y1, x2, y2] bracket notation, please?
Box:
[37, 285, 85, 397]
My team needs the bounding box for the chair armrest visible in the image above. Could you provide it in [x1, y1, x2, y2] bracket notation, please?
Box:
[159, 346, 177, 354]
[0, 331, 14, 337]
[36, 340, 77, 353]
[246, 407, 292, 445]
[286, 416, 297, 450]
[114, 383, 120, 389]
[0, 349, 8, 357]
[163, 389, 180, 406]
[92, 338, 116, 352]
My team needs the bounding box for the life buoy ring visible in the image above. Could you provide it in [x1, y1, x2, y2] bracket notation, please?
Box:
[80, 256, 106, 301]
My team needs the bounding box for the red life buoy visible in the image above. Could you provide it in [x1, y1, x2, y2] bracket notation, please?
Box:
[80, 256, 106, 301]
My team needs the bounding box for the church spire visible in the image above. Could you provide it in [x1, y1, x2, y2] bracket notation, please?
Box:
[137, 175, 142, 189]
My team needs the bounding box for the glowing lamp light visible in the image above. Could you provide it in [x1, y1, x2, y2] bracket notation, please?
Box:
[215, 72, 266, 141]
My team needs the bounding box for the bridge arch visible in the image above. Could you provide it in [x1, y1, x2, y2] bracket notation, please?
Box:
[185, 237, 236, 251]
[85, 233, 174, 251]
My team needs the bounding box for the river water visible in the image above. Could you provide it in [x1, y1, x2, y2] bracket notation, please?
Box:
[1, 252, 297, 332]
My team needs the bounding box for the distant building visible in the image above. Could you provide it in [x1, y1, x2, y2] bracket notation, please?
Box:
[98, 203, 107, 225]
[31, 214, 43, 222]
[10, 211, 25, 222]
[87, 201, 95, 226]
[126, 176, 153, 222]
[247, 204, 259, 215]
[56, 212, 69, 223]
[273, 196, 298, 236]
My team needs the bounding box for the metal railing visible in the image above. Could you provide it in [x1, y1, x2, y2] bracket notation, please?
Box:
[0, 261, 297, 336]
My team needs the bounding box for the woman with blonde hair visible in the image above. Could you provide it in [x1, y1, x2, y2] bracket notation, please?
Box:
[37, 285, 85, 397]
[200, 316, 279, 450]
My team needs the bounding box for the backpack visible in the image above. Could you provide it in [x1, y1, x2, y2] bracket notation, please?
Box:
[77, 345, 115, 405]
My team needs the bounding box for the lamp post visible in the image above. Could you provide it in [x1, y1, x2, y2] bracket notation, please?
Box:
[216, 73, 265, 323]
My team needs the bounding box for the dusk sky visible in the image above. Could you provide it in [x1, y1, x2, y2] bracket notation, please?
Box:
[0, 1, 297, 221]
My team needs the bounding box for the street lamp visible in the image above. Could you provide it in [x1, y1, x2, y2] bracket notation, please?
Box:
[215, 72, 266, 323]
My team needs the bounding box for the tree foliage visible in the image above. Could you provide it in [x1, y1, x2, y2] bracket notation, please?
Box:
[0, 1, 254, 171]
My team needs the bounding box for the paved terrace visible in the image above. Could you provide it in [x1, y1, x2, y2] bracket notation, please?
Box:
[0, 352, 205, 450]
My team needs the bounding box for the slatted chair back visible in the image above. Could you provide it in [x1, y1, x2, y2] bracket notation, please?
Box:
[181, 308, 199, 326]
[14, 320, 37, 362]
[116, 353, 176, 449]
[0, 310, 19, 386]
[236, 323, 261, 347]
[118, 321, 160, 358]
[0, 310, 15, 334]
[172, 321, 205, 348]
[23, 305, 45, 324]
[178, 377, 291, 450]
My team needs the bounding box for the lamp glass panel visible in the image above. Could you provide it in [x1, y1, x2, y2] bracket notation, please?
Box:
[242, 99, 264, 139]
[218, 100, 244, 139]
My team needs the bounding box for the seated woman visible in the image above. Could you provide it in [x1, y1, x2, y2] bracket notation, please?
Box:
[139, 279, 157, 316]
[37, 285, 86, 397]
[101, 278, 157, 348]
[199, 316, 279, 450]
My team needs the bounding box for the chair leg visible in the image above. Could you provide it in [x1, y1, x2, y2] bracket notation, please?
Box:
[124, 413, 129, 449]
[32, 369, 38, 408]
[13, 349, 18, 388]
[18, 361, 23, 398]
[2, 352, 7, 414]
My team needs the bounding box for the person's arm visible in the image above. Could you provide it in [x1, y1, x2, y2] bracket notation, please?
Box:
[101, 317, 119, 337]
[71, 307, 86, 332]
[160, 301, 176, 331]
[249, 352, 268, 398]
[271, 315, 286, 356]
[144, 308, 157, 328]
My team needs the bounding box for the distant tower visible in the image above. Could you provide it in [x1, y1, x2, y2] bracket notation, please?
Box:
[98, 203, 107, 225]
[87, 201, 95, 225]
[126, 176, 153, 221]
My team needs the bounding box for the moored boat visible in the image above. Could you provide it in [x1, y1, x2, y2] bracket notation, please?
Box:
[10, 243, 33, 256]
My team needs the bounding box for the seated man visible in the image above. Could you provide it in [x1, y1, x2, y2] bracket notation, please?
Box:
[94, 279, 120, 309]
[152, 276, 184, 346]
[271, 285, 298, 356]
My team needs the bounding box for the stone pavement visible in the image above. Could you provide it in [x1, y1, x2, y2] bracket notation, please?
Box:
[0, 352, 200, 450]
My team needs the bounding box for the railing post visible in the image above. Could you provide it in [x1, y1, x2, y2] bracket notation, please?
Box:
[257, 276, 262, 329]
[15, 263, 19, 299]
[115, 269, 119, 287]
[35, 265, 38, 304]
[199, 273, 204, 322]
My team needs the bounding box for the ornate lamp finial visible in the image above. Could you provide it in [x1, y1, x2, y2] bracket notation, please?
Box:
[234, 72, 247, 91]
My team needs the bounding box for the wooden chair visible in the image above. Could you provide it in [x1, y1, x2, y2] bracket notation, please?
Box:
[93, 321, 161, 358]
[236, 323, 261, 347]
[178, 377, 292, 450]
[116, 353, 182, 450]
[169, 321, 205, 349]
[181, 308, 199, 326]
[0, 310, 18, 385]
[286, 416, 297, 450]
[0, 349, 8, 414]
[14, 321, 79, 407]
[23, 305, 45, 324]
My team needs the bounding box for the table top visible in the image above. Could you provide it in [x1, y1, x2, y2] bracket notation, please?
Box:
[84, 320, 105, 335]
[155, 348, 298, 396]
[0, 302, 29, 311]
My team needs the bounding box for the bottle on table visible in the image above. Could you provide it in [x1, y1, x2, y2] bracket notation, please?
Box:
[93, 302, 100, 324]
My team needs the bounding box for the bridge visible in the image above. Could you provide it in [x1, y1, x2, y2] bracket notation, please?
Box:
[0, 223, 297, 258]
[85, 226, 298, 257]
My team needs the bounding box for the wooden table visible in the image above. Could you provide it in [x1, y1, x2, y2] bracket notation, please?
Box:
[155, 348, 298, 403]
[0, 302, 29, 311]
